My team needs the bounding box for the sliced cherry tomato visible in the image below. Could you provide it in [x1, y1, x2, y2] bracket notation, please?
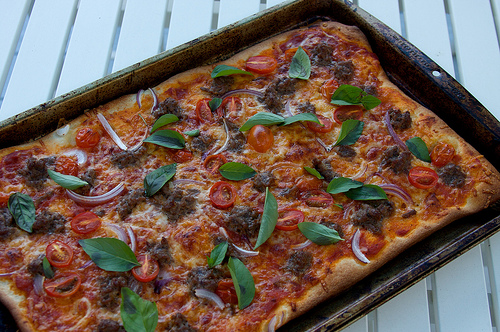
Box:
[195, 98, 214, 123]
[209, 181, 237, 209]
[75, 127, 100, 148]
[430, 142, 456, 167]
[408, 166, 439, 189]
[71, 211, 102, 234]
[276, 209, 305, 231]
[300, 190, 334, 208]
[247, 125, 274, 153]
[44, 272, 82, 297]
[295, 176, 323, 192]
[46, 240, 74, 267]
[203, 154, 227, 175]
[55, 155, 79, 176]
[172, 150, 193, 163]
[215, 278, 238, 305]
[333, 105, 364, 124]
[320, 79, 340, 101]
[217, 97, 242, 117]
[132, 254, 160, 282]
[245, 56, 277, 74]
[284, 47, 312, 62]
[306, 114, 334, 133]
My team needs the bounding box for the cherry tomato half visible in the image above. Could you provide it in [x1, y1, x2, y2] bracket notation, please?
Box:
[215, 278, 238, 305]
[71, 211, 102, 234]
[306, 115, 334, 133]
[132, 254, 160, 282]
[408, 166, 439, 189]
[209, 181, 237, 209]
[245, 56, 277, 74]
[44, 272, 82, 297]
[430, 142, 456, 167]
[195, 98, 214, 123]
[75, 127, 100, 148]
[300, 190, 334, 208]
[320, 79, 340, 101]
[247, 125, 274, 153]
[276, 209, 305, 231]
[55, 155, 79, 176]
[46, 240, 74, 267]
[172, 149, 193, 163]
[203, 154, 227, 175]
[217, 97, 242, 117]
[333, 105, 364, 124]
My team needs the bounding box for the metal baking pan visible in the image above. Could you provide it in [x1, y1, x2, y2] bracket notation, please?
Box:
[1, 0, 499, 331]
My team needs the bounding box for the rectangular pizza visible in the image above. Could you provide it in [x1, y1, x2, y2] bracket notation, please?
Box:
[0, 20, 499, 332]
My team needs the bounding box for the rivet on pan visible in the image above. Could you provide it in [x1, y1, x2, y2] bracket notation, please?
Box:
[432, 71, 441, 77]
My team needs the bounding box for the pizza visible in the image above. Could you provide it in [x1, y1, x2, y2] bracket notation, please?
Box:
[0, 21, 499, 332]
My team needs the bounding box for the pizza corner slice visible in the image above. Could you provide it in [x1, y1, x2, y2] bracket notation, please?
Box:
[0, 21, 499, 332]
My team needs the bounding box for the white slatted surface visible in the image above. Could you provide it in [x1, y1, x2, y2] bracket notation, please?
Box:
[0, 1, 499, 331]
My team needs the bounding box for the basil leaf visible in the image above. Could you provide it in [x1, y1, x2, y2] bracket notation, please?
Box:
[144, 129, 185, 149]
[281, 113, 321, 126]
[144, 163, 177, 197]
[8, 193, 35, 233]
[211, 65, 253, 78]
[47, 169, 88, 190]
[326, 177, 363, 194]
[304, 166, 324, 179]
[209, 98, 222, 112]
[345, 184, 387, 200]
[239, 112, 285, 131]
[334, 203, 344, 210]
[406, 137, 431, 162]
[42, 257, 54, 279]
[334, 119, 364, 146]
[288, 47, 311, 80]
[254, 188, 278, 249]
[184, 129, 200, 137]
[207, 241, 228, 268]
[228, 257, 255, 309]
[219, 162, 256, 181]
[331, 84, 381, 110]
[298, 222, 343, 245]
[79, 238, 140, 272]
[150, 114, 179, 133]
[121, 287, 158, 332]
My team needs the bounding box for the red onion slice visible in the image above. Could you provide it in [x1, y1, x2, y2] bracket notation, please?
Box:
[97, 113, 128, 151]
[148, 88, 159, 111]
[211, 119, 230, 155]
[79, 260, 93, 270]
[136, 89, 145, 108]
[126, 226, 137, 253]
[220, 88, 264, 100]
[66, 183, 126, 206]
[384, 111, 407, 150]
[268, 315, 277, 332]
[231, 243, 259, 257]
[56, 124, 70, 136]
[291, 239, 312, 250]
[104, 222, 129, 243]
[378, 183, 414, 204]
[195, 288, 225, 309]
[33, 274, 45, 296]
[154, 269, 173, 294]
[63, 149, 87, 165]
[0, 272, 14, 277]
[352, 229, 370, 264]
[315, 137, 332, 152]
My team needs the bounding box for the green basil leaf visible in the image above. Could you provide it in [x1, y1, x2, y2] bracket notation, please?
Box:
[254, 188, 278, 249]
[281, 113, 321, 126]
[345, 184, 387, 200]
[288, 47, 311, 80]
[239, 112, 285, 131]
[47, 169, 88, 190]
[207, 241, 228, 268]
[331, 84, 381, 110]
[121, 287, 158, 332]
[298, 222, 343, 245]
[42, 257, 54, 279]
[79, 238, 140, 272]
[209, 98, 222, 112]
[211, 65, 253, 78]
[406, 137, 431, 162]
[304, 166, 324, 179]
[184, 129, 200, 137]
[150, 114, 179, 133]
[8, 193, 35, 233]
[144, 163, 177, 197]
[326, 177, 363, 194]
[143, 129, 185, 149]
[228, 257, 255, 309]
[219, 162, 256, 181]
[334, 203, 344, 210]
[334, 119, 364, 146]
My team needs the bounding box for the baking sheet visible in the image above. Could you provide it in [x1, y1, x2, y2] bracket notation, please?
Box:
[1, 0, 499, 330]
